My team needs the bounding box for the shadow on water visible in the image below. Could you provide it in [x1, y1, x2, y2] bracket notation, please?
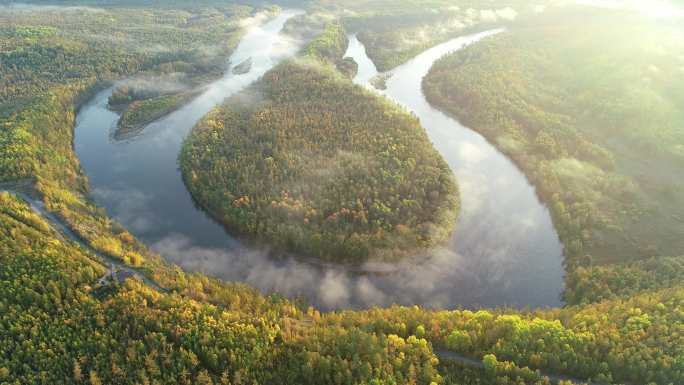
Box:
[74, 12, 564, 310]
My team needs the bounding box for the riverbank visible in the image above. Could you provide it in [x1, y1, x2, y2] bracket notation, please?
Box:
[73, 28, 561, 310]
[422, 8, 684, 274]
[0, 180, 164, 292]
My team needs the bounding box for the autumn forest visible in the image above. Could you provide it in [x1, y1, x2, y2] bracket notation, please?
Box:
[1, 1, 683, 385]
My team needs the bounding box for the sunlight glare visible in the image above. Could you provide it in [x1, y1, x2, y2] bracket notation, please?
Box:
[575, 0, 684, 19]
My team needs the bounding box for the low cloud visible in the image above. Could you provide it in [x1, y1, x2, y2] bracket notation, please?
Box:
[479, 7, 518, 23]
[0, 2, 105, 13]
[92, 187, 158, 234]
[114, 76, 190, 96]
[239, 9, 272, 28]
[572, 0, 684, 19]
[496, 7, 518, 21]
[148, 215, 559, 311]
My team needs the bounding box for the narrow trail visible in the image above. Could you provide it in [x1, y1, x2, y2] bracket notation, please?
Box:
[0, 180, 165, 292]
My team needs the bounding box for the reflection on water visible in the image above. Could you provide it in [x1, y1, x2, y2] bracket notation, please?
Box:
[75, 13, 564, 310]
[345, 31, 564, 307]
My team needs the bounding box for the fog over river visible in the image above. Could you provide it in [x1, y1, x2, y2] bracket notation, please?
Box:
[74, 11, 564, 310]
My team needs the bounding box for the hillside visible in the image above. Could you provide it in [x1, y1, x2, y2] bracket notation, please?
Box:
[423, 8, 684, 271]
[180, 24, 460, 262]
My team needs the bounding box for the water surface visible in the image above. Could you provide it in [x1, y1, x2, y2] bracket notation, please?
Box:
[75, 16, 564, 310]
[345, 32, 564, 307]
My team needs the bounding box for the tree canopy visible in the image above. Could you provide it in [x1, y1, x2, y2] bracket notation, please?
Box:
[180, 24, 459, 262]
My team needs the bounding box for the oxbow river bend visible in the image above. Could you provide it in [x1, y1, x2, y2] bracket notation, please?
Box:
[74, 12, 564, 310]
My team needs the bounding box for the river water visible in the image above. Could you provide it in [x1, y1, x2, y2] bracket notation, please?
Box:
[74, 12, 564, 310]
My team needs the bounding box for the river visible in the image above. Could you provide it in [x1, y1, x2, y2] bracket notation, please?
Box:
[74, 12, 564, 310]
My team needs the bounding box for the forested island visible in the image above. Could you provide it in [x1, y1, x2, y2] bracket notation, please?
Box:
[1, 1, 684, 385]
[110, 82, 199, 139]
[180, 23, 459, 262]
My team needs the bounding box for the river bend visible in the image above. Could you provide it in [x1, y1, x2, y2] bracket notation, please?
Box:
[74, 13, 564, 310]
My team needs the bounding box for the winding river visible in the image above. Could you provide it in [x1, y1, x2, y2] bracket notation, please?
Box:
[74, 12, 564, 310]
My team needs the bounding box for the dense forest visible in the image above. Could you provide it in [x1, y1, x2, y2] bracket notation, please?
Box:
[310, 0, 538, 71]
[180, 23, 459, 262]
[3, 188, 684, 384]
[423, 7, 684, 272]
[2, 1, 684, 384]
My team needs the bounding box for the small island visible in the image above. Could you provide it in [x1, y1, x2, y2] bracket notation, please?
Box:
[114, 91, 197, 140]
[370, 72, 392, 90]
